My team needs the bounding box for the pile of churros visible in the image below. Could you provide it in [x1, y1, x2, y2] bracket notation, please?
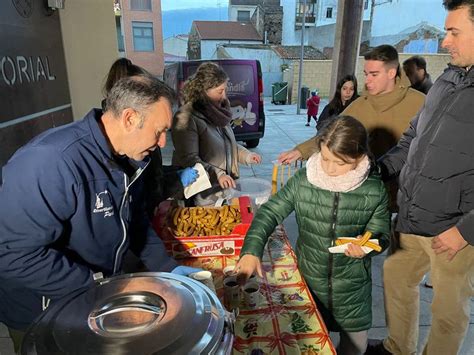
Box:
[168, 205, 242, 237]
[335, 231, 382, 252]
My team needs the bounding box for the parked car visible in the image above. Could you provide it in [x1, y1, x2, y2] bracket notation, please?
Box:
[163, 59, 265, 148]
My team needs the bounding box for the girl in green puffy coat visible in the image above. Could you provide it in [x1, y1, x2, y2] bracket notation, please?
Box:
[235, 116, 390, 355]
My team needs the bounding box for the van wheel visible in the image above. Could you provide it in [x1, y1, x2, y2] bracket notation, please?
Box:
[245, 139, 259, 148]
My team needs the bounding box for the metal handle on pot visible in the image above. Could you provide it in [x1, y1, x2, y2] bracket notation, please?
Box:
[89, 304, 163, 320]
[88, 292, 166, 336]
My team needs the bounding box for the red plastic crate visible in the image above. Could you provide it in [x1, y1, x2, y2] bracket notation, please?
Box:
[153, 196, 253, 258]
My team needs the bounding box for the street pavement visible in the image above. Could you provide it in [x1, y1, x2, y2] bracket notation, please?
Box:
[1, 98, 472, 354]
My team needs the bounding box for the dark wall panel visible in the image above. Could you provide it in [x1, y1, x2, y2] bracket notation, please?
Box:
[0, 0, 73, 168]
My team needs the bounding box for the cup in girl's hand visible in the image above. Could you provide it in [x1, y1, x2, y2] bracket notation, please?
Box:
[243, 280, 259, 309]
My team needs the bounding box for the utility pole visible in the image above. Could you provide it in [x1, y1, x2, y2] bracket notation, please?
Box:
[329, 0, 364, 98]
[296, 0, 307, 115]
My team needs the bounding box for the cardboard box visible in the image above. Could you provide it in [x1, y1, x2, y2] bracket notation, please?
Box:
[153, 196, 253, 258]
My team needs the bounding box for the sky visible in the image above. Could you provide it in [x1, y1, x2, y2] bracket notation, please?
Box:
[161, 0, 226, 11]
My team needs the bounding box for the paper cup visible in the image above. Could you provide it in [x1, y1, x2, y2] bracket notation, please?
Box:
[189, 270, 216, 294]
[223, 275, 240, 310]
[223, 266, 236, 277]
[243, 280, 259, 309]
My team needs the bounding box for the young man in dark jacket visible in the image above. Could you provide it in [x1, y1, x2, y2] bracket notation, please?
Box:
[0, 74, 197, 350]
[367, 1, 474, 354]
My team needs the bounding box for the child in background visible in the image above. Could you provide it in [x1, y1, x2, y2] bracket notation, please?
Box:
[235, 116, 390, 355]
[305, 90, 320, 126]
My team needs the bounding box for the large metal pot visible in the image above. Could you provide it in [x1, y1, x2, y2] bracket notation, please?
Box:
[22, 272, 234, 354]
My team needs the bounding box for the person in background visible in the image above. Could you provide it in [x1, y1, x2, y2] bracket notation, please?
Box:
[402, 55, 433, 94]
[235, 116, 390, 355]
[279, 45, 425, 164]
[0, 74, 198, 352]
[367, 1, 474, 354]
[172, 62, 261, 206]
[305, 90, 321, 127]
[102, 58, 198, 218]
[316, 74, 359, 131]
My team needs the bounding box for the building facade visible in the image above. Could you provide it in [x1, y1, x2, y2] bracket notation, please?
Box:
[188, 21, 263, 59]
[116, 0, 165, 75]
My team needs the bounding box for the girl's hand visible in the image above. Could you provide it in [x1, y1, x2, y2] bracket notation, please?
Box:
[234, 254, 263, 285]
[344, 243, 367, 258]
[246, 152, 262, 164]
[218, 174, 236, 189]
[278, 149, 302, 164]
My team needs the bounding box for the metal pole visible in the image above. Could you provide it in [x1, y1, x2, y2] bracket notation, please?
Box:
[296, 0, 306, 115]
[329, 0, 364, 98]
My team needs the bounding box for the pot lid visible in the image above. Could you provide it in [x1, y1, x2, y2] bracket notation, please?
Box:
[22, 272, 227, 355]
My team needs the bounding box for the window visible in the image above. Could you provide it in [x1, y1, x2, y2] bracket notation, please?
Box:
[132, 22, 154, 52]
[130, 0, 151, 11]
[364, 0, 369, 10]
[326, 7, 333, 19]
[295, 0, 316, 28]
[237, 10, 251, 22]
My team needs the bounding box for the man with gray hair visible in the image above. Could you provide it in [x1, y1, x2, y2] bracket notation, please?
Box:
[0, 74, 197, 350]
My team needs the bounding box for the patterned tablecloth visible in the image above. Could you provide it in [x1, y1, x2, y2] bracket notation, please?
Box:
[180, 225, 336, 355]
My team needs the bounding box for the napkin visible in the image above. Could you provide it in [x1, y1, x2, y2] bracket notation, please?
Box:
[328, 238, 380, 254]
[184, 163, 212, 199]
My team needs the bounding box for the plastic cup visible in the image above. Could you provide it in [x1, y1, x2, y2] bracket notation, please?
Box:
[223, 266, 236, 277]
[223, 275, 240, 310]
[243, 280, 259, 309]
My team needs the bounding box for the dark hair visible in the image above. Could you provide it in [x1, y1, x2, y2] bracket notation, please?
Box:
[314, 115, 369, 162]
[326, 74, 359, 116]
[403, 55, 427, 71]
[364, 44, 400, 76]
[182, 62, 228, 104]
[105, 75, 176, 126]
[443, 0, 474, 21]
[103, 58, 149, 96]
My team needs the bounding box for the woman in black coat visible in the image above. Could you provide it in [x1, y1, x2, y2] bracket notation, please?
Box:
[316, 74, 359, 131]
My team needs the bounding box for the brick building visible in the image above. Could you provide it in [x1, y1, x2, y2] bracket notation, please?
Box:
[115, 0, 165, 76]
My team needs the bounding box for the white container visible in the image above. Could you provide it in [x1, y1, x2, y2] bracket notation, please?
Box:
[226, 177, 272, 207]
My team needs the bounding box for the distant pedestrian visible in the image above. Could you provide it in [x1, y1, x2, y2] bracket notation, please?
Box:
[403, 55, 433, 94]
[305, 90, 320, 126]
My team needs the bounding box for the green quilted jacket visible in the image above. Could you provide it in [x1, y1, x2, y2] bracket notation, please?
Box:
[240, 168, 390, 332]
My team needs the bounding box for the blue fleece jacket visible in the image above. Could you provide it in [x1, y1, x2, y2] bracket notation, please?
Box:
[0, 109, 177, 330]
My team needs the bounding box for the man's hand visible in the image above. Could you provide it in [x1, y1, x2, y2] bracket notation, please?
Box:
[234, 254, 263, 285]
[218, 174, 236, 189]
[432, 226, 468, 261]
[178, 167, 198, 187]
[245, 152, 262, 164]
[278, 149, 302, 164]
[171, 265, 203, 276]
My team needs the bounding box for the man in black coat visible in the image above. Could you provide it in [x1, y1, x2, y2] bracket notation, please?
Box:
[367, 1, 474, 354]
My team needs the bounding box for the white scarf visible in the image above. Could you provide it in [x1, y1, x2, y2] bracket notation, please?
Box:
[306, 152, 370, 192]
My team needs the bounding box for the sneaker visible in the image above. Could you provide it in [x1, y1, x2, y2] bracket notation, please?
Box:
[365, 339, 392, 355]
[305, 123, 310, 126]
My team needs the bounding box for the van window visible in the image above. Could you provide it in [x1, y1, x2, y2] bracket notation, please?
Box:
[223, 65, 255, 98]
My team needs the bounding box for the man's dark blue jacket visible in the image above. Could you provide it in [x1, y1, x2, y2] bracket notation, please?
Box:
[0, 109, 177, 330]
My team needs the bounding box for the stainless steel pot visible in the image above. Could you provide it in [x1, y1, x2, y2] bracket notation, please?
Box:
[22, 272, 234, 354]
